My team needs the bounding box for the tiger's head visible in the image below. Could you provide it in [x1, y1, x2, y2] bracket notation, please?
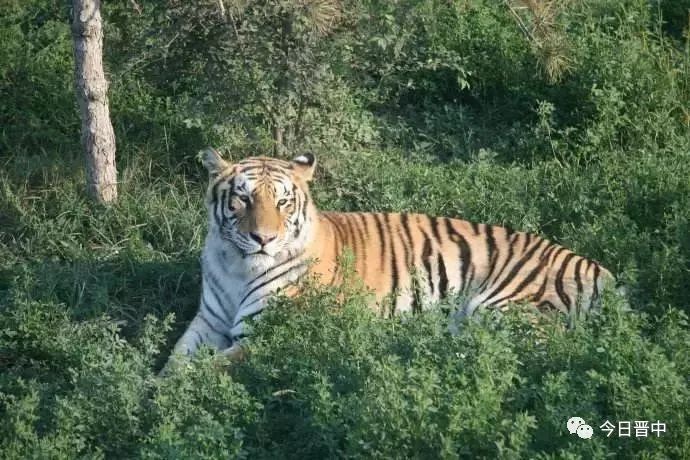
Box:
[201, 148, 317, 263]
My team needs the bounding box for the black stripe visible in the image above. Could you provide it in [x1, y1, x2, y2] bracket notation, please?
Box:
[400, 213, 422, 313]
[199, 313, 234, 343]
[474, 225, 501, 295]
[487, 230, 517, 288]
[573, 257, 585, 310]
[351, 214, 368, 274]
[219, 177, 236, 224]
[420, 229, 435, 297]
[411, 273, 423, 314]
[444, 219, 473, 294]
[487, 243, 558, 307]
[211, 178, 223, 204]
[589, 264, 601, 311]
[213, 187, 227, 228]
[400, 214, 415, 270]
[467, 265, 476, 294]
[332, 214, 347, 261]
[533, 272, 550, 302]
[211, 180, 222, 201]
[373, 213, 387, 273]
[323, 215, 342, 284]
[244, 251, 305, 292]
[301, 192, 309, 223]
[429, 216, 442, 243]
[396, 218, 412, 274]
[555, 253, 576, 309]
[208, 250, 229, 278]
[437, 252, 448, 298]
[235, 296, 262, 315]
[239, 261, 308, 306]
[548, 246, 568, 267]
[222, 190, 237, 212]
[357, 212, 371, 240]
[475, 241, 506, 296]
[470, 222, 480, 235]
[291, 192, 303, 239]
[205, 254, 234, 290]
[202, 275, 233, 324]
[234, 306, 265, 328]
[384, 214, 399, 301]
[522, 233, 533, 253]
[342, 213, 358, 251]
[290, 200, 301, 226]
[481, 238, 546, 303]
[400, 219, 419, 311]
[192, 330, 203, 347]
[213, 190, 227, 227]
[483, 225, 498, 281]
[201, 297, 233, 329]
[350, 212, 367, 246]
[279, 179, 291, 195]
[323, 213, 345, 259]
[341, 214, 362, 275]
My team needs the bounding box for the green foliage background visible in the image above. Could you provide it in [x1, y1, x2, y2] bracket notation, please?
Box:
[1, 0, 689, 458]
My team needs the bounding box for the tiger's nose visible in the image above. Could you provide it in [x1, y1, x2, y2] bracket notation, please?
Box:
[249, 231, 277, 246]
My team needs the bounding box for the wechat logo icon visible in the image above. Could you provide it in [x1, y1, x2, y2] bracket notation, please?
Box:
[567, 416, 594, 439]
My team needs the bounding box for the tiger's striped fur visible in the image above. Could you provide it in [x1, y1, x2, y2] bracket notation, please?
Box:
[167, 150, 614, 363]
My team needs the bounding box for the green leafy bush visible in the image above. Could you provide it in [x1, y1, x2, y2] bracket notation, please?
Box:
[2, 283, 688, 458]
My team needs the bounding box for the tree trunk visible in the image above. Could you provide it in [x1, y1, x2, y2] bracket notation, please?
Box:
[272, 121, 285, 156]
[71, 0, 117, 203]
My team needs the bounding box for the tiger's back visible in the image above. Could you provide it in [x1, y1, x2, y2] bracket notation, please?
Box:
[311, 211, 613, 318]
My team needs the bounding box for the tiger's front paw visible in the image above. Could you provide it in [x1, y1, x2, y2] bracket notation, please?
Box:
[220, 343, 247, 362]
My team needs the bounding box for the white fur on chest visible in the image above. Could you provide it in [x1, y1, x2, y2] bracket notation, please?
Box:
[201, 233, 298, 323]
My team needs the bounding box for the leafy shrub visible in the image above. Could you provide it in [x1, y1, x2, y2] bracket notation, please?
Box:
[0, 1, 77, 156]
[2, 282, 687, 458]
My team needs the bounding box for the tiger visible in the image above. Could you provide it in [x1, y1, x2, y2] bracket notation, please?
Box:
[165, 149, 615, 366]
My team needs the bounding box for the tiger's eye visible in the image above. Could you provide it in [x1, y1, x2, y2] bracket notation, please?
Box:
[277, 198, 288, 206]
[239, 195, 250, 205]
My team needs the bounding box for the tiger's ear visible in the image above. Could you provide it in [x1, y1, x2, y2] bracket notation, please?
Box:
[199, 148, 230, 178]
[291, 153, 316, 182]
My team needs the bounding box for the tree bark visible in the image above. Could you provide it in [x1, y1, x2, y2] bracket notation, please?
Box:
[71, 0, 117, 203]
[272, 121, 285, 156]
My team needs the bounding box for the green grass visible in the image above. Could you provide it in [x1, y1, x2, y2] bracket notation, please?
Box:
[1, 0, 690, 458]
